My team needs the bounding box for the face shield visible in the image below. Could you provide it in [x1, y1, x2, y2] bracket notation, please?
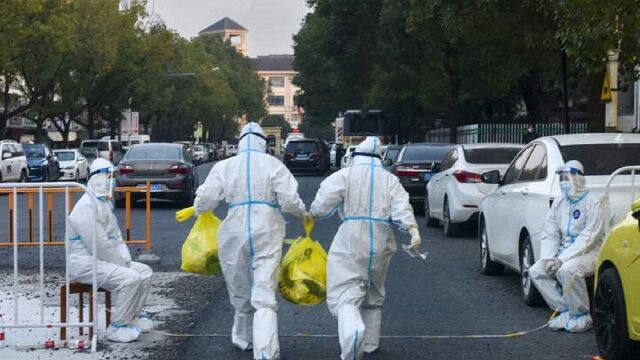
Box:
[88, 166, 116, 199]
[556, 165, 585, 199]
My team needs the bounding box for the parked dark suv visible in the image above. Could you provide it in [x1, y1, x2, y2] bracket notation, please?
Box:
[391, 143, 453, 204]
[283, 139, 330, 175]
[23, 143, 60, 182]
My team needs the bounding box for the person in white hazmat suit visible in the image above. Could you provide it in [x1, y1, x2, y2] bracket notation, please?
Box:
[67, 158, 154, 343]
[193, 122, 306, 360]
[530, 160, 605, 333]
[309, 136, 421, 360]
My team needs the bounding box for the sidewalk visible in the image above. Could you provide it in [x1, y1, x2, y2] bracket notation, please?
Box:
[0, 269, 217, 359]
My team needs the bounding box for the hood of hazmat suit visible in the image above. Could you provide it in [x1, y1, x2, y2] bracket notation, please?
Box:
[194, 122, 306, 359]
[530, 160, 604, 333]
[310, 136, 418, 359]
[67, 159, 149, 342]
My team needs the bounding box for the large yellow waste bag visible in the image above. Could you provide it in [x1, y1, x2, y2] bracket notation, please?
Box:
[279, 219, 327, 305]
[180, 211, 222, 275]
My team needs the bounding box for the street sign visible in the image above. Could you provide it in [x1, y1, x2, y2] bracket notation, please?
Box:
[601, 71, 612, 102]
[335, 117, 344, 144]
[121, 111, 139, 136]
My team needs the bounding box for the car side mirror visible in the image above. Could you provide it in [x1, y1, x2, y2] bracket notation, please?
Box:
[2, 152, 12, 160]
[481, 170, 501, 185]
[632, 198, 640, 220]
[383, 159, 392, 166]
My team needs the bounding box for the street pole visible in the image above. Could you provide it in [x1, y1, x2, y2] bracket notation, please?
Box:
[562, 49, 570, 134]
[605, 49, 620, 132]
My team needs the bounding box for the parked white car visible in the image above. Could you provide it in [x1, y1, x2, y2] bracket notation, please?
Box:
[426, 143, 523, 236]
[0, 140, 28, 182]
[340, 145, 357, 168]
[224, 144, 238, 157]
[54, 149, 89, 182]
[478, 133, 640, 306]
[80, 139, 125, 165]
[192, 144, 206, 164]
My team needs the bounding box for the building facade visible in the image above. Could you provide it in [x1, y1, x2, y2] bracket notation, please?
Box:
[199, 18, 303, 129]
[251, 55, 302, 129]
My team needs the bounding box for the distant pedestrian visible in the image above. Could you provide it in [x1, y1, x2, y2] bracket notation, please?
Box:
[522, 123, 538, 144]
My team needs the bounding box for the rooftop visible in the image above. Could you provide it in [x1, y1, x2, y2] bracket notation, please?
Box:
[199, 17, 247, 35]
[251, 55, 295, 72]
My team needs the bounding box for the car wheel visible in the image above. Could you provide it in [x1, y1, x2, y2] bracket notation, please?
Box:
[480, 218, 504, 275]
[594, 268, 640, 360]
[520, 236, 544, 306]
[0, 171, 3, 183]
[20, 170, 27, 183]
[115, 196, 125, 208]
[43, 169, 49, 182]
[424, 192, 439, 227]
[443, 199, 458, 237]
[74, 170, 79, 182]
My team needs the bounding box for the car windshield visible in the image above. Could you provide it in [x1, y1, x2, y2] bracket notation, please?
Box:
[82, 141, 108, 151]
[130, 140, 140, 145]
[193, 145, 204, 151]
[560, 144, 640, 175]
[464, 148, 522, 164]
[23, 145, 45, 159]
[80, 148, 97, 159]
[383, 148, 401, 162]
[55, 151, 75, 161]
[402, 145, 451, 162]
[126, 145, 182, 160]
[286, 141, 318, 152]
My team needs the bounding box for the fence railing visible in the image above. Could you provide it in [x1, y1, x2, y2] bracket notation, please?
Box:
[2, 183, 153, 253]
[425, 122, 588, 144]
[0, 182, 99, 352]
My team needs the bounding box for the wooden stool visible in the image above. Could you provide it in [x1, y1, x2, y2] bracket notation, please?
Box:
[60, 283, 112, 340]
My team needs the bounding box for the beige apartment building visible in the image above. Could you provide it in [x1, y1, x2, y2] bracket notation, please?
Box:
[199, 18, 303, 129]
[251, 55, 302, 129]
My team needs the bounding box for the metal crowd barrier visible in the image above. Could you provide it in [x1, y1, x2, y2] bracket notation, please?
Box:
[603, 166, 640, 236]
[1, 182, 153, 253]
[0, 182, 99, 352]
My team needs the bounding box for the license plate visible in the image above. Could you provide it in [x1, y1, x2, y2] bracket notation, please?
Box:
[151, 184, 163, 192]
[296, 153, 306, 158]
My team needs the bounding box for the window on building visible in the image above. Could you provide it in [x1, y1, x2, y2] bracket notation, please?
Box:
[618, 81, 635, 116]
[269, 76, 285, 87]
[268, 95, 285, 106]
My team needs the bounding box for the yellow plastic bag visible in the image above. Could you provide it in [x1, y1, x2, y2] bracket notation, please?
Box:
[180, 211, 222, 276]
[278, 219, 327, 306]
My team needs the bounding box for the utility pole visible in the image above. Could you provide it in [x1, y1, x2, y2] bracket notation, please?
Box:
[561, 49, 570, 134]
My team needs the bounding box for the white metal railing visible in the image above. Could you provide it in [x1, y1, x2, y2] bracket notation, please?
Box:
[0, 182, 98, 352]
[603, 166, 640, 236]
[425, 122, 588, 144]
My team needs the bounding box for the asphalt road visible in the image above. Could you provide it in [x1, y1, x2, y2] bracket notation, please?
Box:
[0, 161, 598, 359]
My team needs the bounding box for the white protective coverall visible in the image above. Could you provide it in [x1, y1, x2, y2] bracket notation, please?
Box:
[194, 122, 306, 360]
[530, 160, 604, 333]
[67, 158, 153, 343]
[310, 137, 418, 360]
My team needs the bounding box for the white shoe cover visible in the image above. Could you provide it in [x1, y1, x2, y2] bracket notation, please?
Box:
[548, 311, 570, 331]
[232, 311, 253, 351]
[338, 305, 366, 360]
[565, 313, 592, 333]
[362, 308, 381, 354]
[106, 324, 141, 343]
[130, 316, 154, 333]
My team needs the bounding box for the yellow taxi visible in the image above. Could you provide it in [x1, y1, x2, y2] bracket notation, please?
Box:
[594, 198, 640, 359]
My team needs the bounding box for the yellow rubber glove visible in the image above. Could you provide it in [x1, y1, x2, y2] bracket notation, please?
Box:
[176, 207, 196, 222]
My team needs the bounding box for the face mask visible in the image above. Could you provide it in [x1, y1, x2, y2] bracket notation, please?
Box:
[560, 181, 573, 195]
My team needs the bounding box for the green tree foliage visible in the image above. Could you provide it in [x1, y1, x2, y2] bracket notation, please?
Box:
[293, 0, 640, 142]
[261, 115, 292, 138]
[0, 0, 266, 143]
